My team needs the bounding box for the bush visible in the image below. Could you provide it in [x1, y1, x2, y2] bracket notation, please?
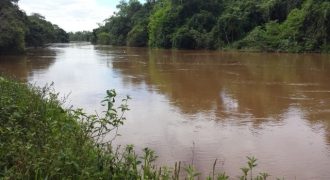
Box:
[0, 77, 129, 178]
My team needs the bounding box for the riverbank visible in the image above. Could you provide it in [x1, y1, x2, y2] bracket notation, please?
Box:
[0, 76, 274, 179]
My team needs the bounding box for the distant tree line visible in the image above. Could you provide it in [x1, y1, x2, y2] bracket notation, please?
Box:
[68, 31, 93, 42]
[91, 0, 330, 52]
[0, 0, 69, 54]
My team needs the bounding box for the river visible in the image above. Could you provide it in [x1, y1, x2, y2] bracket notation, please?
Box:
[1, 42, 330, 179]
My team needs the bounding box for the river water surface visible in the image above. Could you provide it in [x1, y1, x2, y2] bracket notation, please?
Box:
[1, 42, 330, 179]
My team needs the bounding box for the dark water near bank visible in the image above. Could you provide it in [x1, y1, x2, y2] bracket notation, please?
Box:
[1, 42, 330, 179]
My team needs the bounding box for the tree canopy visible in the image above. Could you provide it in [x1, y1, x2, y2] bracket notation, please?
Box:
[92, 0, 330, 52]
[1, 0, 329, 53]
[0, 0, 69, 54]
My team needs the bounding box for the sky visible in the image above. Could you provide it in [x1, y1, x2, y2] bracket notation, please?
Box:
[18, 0, 143, 32]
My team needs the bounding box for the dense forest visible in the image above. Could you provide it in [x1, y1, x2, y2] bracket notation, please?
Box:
[90, 0, 330, 52]
[1, 0, 329, 53]
[0, 0, 69, 54]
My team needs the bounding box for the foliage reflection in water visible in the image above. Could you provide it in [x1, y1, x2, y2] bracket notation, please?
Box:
[1, 42, 330, 179]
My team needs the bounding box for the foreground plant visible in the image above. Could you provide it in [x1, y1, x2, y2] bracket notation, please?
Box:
[0, 77, 278, 179]
[240, 157, 270, 180]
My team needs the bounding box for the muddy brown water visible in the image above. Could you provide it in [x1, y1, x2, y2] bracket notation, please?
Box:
[1, 42, 330, 179]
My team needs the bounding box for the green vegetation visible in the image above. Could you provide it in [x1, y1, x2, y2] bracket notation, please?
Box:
[0, 0, 27, 54]
[2, 0, 328, 53]
[92, 0, 330, 52]
[25, 13, 69, 47]
[0, 76, 274, 179]
[237, 0, 330, 52]
[68, 31, 93, 42]
[0, 0, 69, 54]
[1, 0, 328, 53]
[91, 0, 153, 46]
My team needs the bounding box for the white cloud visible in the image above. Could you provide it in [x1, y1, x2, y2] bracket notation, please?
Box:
[18, 0, 117, 32]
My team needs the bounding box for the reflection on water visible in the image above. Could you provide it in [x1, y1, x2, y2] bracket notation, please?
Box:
[1, 43, 330, 179]
[0, 48, 57, 81]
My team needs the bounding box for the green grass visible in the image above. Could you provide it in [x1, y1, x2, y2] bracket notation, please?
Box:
[0, 76, 273, 179]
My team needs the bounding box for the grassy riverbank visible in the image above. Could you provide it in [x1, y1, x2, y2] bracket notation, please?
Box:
[0, 77, 272, 179]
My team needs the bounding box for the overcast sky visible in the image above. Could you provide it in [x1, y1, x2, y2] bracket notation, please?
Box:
[18, 0, 144, 32]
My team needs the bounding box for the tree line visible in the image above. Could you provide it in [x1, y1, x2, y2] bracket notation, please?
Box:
[2, 0, 329, 53]
[88, 0, 330, 52]
[68, 31, 93, 42]
[0, 0, 69, 54]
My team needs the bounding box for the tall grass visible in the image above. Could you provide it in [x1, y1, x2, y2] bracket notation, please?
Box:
[0, 77, 274, 179]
